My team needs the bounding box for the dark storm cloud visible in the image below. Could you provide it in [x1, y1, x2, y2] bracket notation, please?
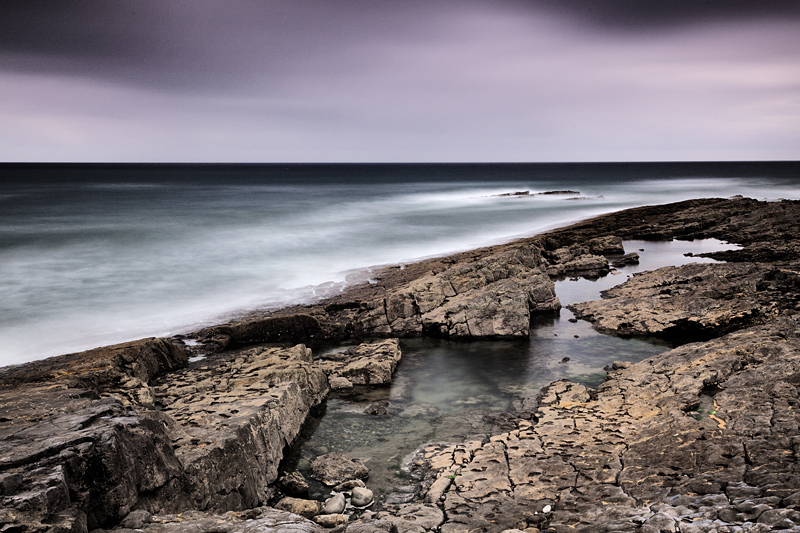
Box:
[528, 0, 800, 30]
[2, 1, 799, 161]
[0, 1, 452, 91]
[3, 0, 799, 91]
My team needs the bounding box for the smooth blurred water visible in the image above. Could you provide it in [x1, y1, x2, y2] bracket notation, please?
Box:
[1, 162, 799, 365]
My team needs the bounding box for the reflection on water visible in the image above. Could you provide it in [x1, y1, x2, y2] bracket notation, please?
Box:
[281, 239, 739, 503]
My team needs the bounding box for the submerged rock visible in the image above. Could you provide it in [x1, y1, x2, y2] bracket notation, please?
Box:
[308, 452, 369, 486]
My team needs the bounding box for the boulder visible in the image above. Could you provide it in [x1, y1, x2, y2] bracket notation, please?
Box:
[318, 339, 402, 387]
[611, 252, 640, 268]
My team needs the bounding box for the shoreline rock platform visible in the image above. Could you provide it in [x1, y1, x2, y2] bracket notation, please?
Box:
[2, 196, 799, 532]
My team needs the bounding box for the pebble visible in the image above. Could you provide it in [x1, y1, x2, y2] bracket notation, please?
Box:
[351, 486, 375, 507]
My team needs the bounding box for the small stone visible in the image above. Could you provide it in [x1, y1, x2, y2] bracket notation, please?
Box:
[542, 505, 552, 513]
[364, 400, 389, 415]
[323, 493, 346, 514]
[560, 357, 570, 363]
[351, 487, 375, 507]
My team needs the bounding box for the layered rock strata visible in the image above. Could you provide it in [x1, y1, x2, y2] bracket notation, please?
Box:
[1, 339, 396, 531]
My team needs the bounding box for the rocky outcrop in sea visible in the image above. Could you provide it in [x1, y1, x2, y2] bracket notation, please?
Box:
[2, 196, 799, 532]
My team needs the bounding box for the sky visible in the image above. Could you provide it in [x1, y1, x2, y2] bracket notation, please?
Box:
[1, 0, 799, 163]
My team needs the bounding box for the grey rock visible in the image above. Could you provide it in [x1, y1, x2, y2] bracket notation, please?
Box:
[612, 252, 640, 268]
[119, 510, 152, 529]
[350, 487, 374, 507]
[314, 513, 348, 528]
[318, 339, 402, 388]
[322, 493, 346, 514]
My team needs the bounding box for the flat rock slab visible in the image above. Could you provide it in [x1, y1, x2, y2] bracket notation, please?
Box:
[569, 262, 793, 341]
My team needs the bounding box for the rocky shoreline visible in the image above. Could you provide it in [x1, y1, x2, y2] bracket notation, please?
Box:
[2, 196, 799, 532]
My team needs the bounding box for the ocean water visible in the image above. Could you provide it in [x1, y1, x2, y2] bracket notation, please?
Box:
[1, 162, 799, 365]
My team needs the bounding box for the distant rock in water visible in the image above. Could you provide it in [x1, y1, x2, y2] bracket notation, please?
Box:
[495, 190, 531, 197]
[537, 190, 581, 195]
[493, 189, 581, 198]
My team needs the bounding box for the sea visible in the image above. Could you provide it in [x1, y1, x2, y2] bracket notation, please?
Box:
[1, 162, 799, 366]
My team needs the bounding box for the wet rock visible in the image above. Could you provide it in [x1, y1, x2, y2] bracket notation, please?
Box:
[0, 341, 328, 530]
[364, 400, 390, 415]
[612, 252, 640, 268]
[351, 487, 374, 507]
[587, 235, 626, 255]
[279, 472, 310, 498]
[308, 452, 369, 486]
[561, 254, 610, 277]
[149, 343, 329, 511]
[197, 314, 323, 351]
[410, 317, 800, 532]
[322, 493, 346, 514]
[332, 479, 366, 492]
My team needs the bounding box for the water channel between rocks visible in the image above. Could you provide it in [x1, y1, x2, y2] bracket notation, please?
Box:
[280, 238, 740, 505]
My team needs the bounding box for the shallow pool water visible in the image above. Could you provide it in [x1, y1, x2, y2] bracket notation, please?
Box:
[281, 238, 740, 503]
